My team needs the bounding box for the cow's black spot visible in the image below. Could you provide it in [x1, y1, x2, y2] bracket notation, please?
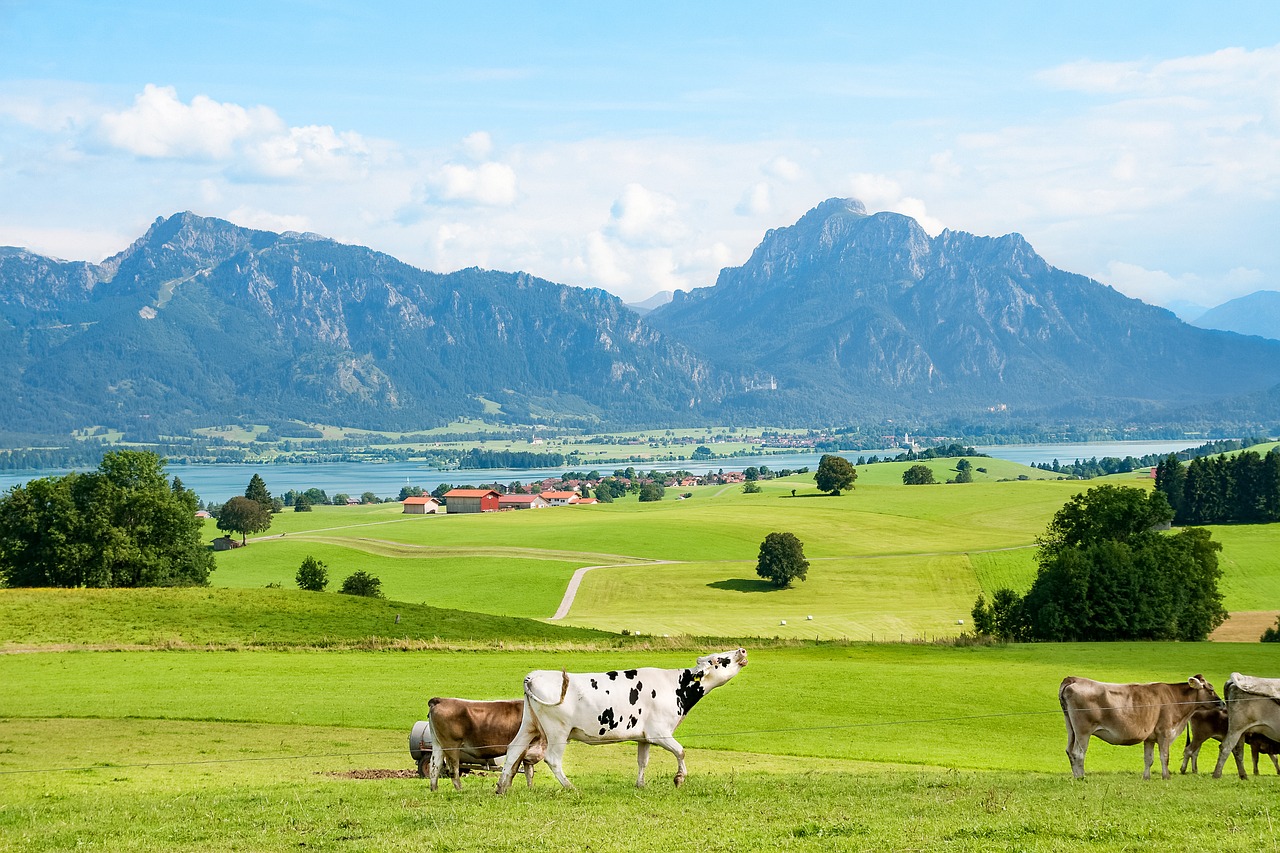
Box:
[629, 684, 641, 705]
[624, 669, 638, 679]
[675, 669, 705, 716]
[628, 715, 637, 728]
[607, 671, 619, 681]
[590, 679, 598, 690]
[651, 689, 656, 699]
[598, 707, 619, 731]
[717, 657, 731, 667]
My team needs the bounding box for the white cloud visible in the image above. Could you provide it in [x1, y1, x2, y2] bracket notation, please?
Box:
[245, 124, 371, 180]
[735, 181, 772, 216]
[461, 131, 493, 161]
[605, 183, 685, 245]
[848, 172, 945, 235]
[427, 161, 519, 206]
[1102, 260, 1266, 307]
[762, 155, 803, 182]
[99, 84, 283, 160]
[1038, 45, 1280, 97]
[225, 207, 312, 234]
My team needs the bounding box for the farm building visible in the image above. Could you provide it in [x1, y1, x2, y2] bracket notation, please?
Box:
[539, 490, 578, 506]
[499, 494, 550, 510]
[443, 488, 501, 513]
[401, 495, 442, 514]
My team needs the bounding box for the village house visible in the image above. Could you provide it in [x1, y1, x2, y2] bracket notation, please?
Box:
[539, 490, 578, 506]
[499, 493, 550, 510]
[442, 488, 501, 513]
[401, 495, 442, 514]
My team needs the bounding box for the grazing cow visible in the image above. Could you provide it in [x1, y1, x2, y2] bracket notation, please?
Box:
[1213, 673, 1280, 779]
[495, 648, 748, 793]
[1059, 674, 1223, 779]
[427, 697, 546, 792]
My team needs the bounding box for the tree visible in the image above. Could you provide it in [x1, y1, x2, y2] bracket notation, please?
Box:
[340, 570, 384, 598]
[742, 481, 762, 494]
[431, 483, 452, 500]
[903, 465, 936, 485]
[294, 494, 313, 512]
[638, 482, 664, 502]
[0, 450, 213, 588]
[1262, 616, 1280, 643]
[245, 474, 274, 513]
[814, 454, 857, 495]
[755, 531, 809, 589]
[360, 492, 379, 504]
[295, 556, 328, 592]
[217, 496, 273, 544]
[1153, 454, 1186, 520]
[1016, 486, 1225, 641]
[954, 459, 973, 484]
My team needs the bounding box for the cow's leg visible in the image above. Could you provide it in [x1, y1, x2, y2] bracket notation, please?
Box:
[1180, 730, 1208, 774]
[522, 759, 536, 788]
[540, 734, 574, 790]
[1142, 740, 1155, 780]
[428, 746, 442, 792]
[449, 748, 463, 792]
[1213, 731, 1246, 779]
[636, 741, 651, 788]
[1064, 723, 1087, 778]
[1251, 744, 1260, 776]
[496, 718, 539, 794]
[651, 736, 688, 787]
[1269, 753, 1280, 774]
[1157, 737, 1173, 780]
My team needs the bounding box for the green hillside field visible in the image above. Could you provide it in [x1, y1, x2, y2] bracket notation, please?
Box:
[205, 458, 1280, 640]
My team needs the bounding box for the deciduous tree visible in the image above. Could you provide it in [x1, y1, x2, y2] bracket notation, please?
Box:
[217, 496, 273, 544]
[814, 454, 857, 495]
[756, 531, 809, 589]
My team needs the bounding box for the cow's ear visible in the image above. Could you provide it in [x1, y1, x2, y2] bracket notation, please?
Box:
[1189, 674, 1206, 688]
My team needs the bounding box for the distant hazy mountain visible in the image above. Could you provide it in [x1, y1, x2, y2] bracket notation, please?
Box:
[1191, 291, 1280, 341]
[4, 203, 1279, 436]
[0, 213, 732, 434]
[645, 198, 1280, 424]
[624, 290, 674, 316]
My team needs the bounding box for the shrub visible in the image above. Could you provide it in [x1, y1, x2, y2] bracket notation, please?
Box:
[295, 556, 328, 592]
[1262, 616, 1280, 643]
[742, 481, 762, 494]
[340, 570, 384, 598]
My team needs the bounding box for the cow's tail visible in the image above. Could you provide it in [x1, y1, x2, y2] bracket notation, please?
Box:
[524, 669, 570, 706]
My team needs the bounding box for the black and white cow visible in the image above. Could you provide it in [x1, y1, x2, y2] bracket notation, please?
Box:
[495, 648, 748, 793]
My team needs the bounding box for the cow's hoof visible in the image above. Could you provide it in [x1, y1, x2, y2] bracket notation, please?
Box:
[673, 776, 685, 788]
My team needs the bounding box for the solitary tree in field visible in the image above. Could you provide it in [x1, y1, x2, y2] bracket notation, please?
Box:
[245, 474, 275, 514]
[296, 556, 329, 592]
[903, 464, 936, 485]
[814, 454, 857, 495]
[217, 496, 273, 544]
[756, 531, 809, 589]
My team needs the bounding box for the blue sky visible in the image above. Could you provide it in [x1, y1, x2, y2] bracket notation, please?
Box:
[2, 2, 1278, 314]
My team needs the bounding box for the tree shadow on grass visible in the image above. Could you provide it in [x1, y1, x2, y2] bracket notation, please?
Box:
[706, 578, 775, 593]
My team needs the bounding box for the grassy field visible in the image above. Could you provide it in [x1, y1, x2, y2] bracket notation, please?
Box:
[4, 641, 1280, 852]
[207, 467, 1280, 640]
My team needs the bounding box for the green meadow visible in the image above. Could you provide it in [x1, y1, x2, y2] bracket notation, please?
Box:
[4, 452, 1280, 851]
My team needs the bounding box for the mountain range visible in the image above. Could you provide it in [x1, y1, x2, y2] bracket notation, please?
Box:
[1190, 290, 1280, 341]
[2, 199, 1278, 437]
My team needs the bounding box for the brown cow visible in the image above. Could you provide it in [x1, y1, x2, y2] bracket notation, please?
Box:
[1059, 674, 1223, 779]
[1180, 707, 1280, 775]
[427, 697, 546, 792]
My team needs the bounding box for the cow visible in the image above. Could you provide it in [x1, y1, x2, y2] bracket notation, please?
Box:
[495, 648, 748, 793]
[1059, 674, 1223, 779]
[1180, 706, 1280, 776]
[426, 697, 546, 792]
[1213, 672, 1280, 779]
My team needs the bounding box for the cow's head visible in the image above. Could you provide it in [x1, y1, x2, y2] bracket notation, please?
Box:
[695, 648, 748, 689]
[1188, 674, 1225, 710]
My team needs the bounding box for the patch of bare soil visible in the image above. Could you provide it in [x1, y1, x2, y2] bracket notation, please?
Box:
[1210, 610, 1280, 642]
[329, 769, 421, 780]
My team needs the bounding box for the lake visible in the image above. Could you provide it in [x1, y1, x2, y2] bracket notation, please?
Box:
[0, 440, 1207, 502]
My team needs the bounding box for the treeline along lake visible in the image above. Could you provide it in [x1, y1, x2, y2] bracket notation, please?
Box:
[0, 441, 1200, 503]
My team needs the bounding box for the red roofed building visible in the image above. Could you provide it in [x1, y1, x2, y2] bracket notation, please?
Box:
[443, 488, 501, 513]
[539, 490, 578, 506]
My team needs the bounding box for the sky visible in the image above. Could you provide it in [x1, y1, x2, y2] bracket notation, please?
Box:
[1, 2, 1278, 316]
